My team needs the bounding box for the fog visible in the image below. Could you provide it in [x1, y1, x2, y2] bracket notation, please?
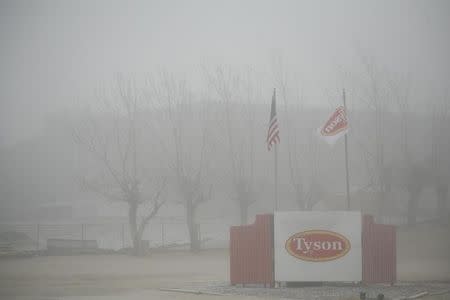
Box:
[0, 1, 450, 297]
[2, 0, 450, 142]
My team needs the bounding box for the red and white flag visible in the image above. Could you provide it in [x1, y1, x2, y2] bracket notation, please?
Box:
[267, 89, 280, 151]
[317, 106, 348, 145]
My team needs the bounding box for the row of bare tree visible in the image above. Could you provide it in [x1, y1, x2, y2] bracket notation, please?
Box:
[71, 62, 449, 254]
[72, 68, 266, 254]
[347, 55, 449, 225]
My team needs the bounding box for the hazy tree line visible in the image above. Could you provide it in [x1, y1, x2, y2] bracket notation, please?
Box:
[0, 61, 449, 254]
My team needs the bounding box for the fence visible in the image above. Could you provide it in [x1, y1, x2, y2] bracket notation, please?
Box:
[0, 219, 231, 251]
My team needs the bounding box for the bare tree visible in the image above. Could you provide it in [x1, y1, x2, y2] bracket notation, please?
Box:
[389, 74, 419, 224]
[390, 74, 411, 163]
[72, 76, 166, 255]
[430, 97, 450, 220]
[391, 74, 449, 223]
[353, 54, 391, 217]
[405, 163, 427, 225]
[148, 71, 212, 251]
[273, 56, 320, 210]
[205, 66, 258, 225]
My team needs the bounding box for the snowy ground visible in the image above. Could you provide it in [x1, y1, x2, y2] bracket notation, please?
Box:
[0, 250, 449, 300]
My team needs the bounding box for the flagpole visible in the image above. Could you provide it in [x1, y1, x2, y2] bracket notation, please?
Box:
[343, 88, 351, 210]
[274, 143, 278, 211]
[274, 88, 278, 211]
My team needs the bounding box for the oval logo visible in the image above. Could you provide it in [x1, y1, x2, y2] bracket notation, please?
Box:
[285, 230, 351, 262]
[320, 106, 348, 136]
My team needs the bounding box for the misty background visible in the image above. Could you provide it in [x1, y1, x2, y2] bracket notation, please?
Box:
[1, 0, 450, 250]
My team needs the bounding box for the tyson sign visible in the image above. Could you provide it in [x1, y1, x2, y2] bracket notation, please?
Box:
[285, 230, 351, 262]
[274, 211, 362, 282]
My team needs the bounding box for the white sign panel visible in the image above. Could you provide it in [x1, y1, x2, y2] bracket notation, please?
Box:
[274, 211, 362, 282]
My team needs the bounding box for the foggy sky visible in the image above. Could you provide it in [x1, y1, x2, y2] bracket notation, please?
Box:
[1, 0, 450, 146]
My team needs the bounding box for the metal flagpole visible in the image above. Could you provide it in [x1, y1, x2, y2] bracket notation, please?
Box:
[274, 143, 278, 211]
[271, 88, 278, 287]
[343, 89, 351, 210]
[269, 87, 279, 212]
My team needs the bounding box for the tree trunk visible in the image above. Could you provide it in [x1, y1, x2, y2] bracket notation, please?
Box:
[294, 183, 305, 210]
[239, 198, 248, 225]
[377, 175, 387, 218]
[186, 197, 200, 251]
[295, 195, 305, 210]
[128, 201, 141, 255]
[436, 183, 448, 219]
[407, 187, 420, 225]
[305, 195, 313, 211]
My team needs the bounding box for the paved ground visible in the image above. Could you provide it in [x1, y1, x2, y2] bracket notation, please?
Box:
[205, 282, 450, 300]
[0, 249, 449, 300]
[0, 250, 264, 300]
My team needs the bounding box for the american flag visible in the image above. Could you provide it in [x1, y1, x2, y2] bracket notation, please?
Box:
[267, 89, 280, 151]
